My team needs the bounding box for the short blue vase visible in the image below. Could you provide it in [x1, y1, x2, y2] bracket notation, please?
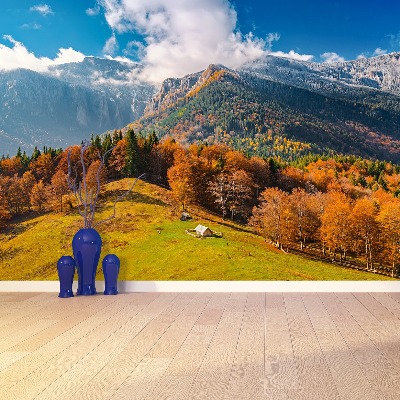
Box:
[103, 254, 120, 295]
[57, 256, 76, 298]
[72, 228, 102, 296]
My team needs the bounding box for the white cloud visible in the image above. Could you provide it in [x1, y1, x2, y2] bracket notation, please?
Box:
[102, 33, 118, 56]
[86, 6, 100, 16]
[0, 1, 315, 81]
[53, 48, 86, 64]
[389, 32, 400, 48]
[270, 50, 313, 62]
[104, 54, 135, 64]
[373, 47, 387, 56]
[266, 32, 281, 50]
[21, 23, 42, 30]
[263, 32, 313, 62]
[357, 48, 387, 60]
[123, 40, 146, 59]
[320, 52, 345, 63]
[0, 36, 85, 72]
[30, 4, 54, 16]
[98, 0, 296, 82]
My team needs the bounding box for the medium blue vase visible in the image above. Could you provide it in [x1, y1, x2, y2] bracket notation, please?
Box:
[103, 254, 120, 295]
[72, 228, 102, 295]
[57, 256, 75, 298]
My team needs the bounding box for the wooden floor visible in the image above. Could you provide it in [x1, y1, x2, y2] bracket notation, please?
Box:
[0, 292, 399, 399]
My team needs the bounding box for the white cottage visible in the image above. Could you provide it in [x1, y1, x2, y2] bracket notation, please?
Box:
[194, 224, 213, 237]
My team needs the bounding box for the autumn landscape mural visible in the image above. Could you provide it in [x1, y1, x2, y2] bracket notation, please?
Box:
[1, 1, 400, 281]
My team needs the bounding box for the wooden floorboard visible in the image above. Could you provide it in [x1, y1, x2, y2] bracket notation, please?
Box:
[226, 293, 265, 400]
[264, 293, 301, 400]
[303, 293, 382, 400]
[320, 293, 400, 400]
[0, 292, 399, 399]
[144, 293, 230, 400]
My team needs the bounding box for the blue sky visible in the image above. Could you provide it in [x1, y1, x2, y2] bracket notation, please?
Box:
[0, 0, 399, 82]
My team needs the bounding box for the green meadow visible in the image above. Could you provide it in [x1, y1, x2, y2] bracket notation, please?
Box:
[0, 179, 395, 281]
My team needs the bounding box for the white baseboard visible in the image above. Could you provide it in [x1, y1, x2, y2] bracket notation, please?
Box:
[0, 280, 398, 292]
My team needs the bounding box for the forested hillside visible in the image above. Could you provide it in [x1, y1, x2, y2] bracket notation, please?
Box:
[129, 64, 400, 162]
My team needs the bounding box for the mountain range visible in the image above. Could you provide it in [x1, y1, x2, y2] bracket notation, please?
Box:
[1, 53, 400, 161]
[0, 57, 155, 156]
[134, 53, 400, 162]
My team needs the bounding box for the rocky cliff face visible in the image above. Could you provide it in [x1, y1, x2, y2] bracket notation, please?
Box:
[144, 64, 241, 114]
[240, 52, 400, 99]
[144, 71, 202, 114]
[313, 52, 400, 94]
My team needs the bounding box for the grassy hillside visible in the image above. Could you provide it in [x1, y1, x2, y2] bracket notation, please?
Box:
[0, 179, 395, 281]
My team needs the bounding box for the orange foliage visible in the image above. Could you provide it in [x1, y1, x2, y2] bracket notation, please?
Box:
[0, 157, 23, 176]
[29, 153, 54, 183]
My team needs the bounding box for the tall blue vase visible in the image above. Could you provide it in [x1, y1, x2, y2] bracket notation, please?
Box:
[72, 228, 102, 295]
[57, 256, 75, 298]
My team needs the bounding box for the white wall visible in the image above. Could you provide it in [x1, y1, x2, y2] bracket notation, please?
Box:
[0, 280, 398, 292]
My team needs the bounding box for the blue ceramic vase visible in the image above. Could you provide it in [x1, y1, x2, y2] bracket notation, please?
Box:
[57, 256, 76, 298]
[72, 228, 102, 295]
[102, 254, 120, 295]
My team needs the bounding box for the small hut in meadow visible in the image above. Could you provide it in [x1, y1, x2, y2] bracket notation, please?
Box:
[195, 224, 213, 237]
[180, 212, 191, 221]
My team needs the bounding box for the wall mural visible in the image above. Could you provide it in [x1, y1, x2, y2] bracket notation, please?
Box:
[1, 2, 399, 284]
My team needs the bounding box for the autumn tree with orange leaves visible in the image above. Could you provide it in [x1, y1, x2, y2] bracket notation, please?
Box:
[377, 200, 400, 275]
[29, 153, 54, 183]
[350, 197, 381, 269]
[0, 157, 23, 177]
[48, 169, 69, 212]
[320, 191, 353, 261]
[30, 180, 47, 211]
[167, 149, 196, 211]
[250, 187, 291, 249]
[289, 188, 322, 250]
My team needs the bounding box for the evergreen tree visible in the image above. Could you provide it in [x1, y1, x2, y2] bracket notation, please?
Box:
[31, 146, 41, 161]
[112, 130, 123, 146]
[125, 129, 139, 177]
[102, 133, 113, 166]
[378, 170, 388, 191]
[94, 134, 102, 150]
[21, 151, 30, 169]
[147, 131, 159, 149]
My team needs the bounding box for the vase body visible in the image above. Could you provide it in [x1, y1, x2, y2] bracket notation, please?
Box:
[103, 254, 120, 295]
[57, 256, 76, 298]
[72, 228, 102, 295]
